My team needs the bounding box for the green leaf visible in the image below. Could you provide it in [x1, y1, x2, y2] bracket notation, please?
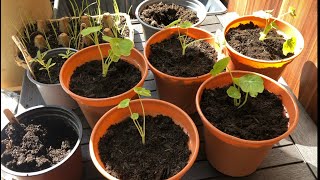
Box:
[289, 6, 296, 17]
[46, 58, 53, 67]
[109, 38, 134, 56]
[108, 49, 120, 62]
[260, 21, 277, 41]
[227, 86, 241, 99]
[283, 37, 296, 56]
[238, 74, 264, 97]
[210, 57, 230, 76]
[180, 21, 193, 28]
[131, 113, 139, 120]
[233, 77, 240, 87]
[165, 19, 181, 28]
[48, 62, 56, 68]
[134, 87, 151, 97]
[39, 67, 45, 70]
[80, 26, 102, 36]
[102, 35, 112, 42]
[118, 98, 130, 108]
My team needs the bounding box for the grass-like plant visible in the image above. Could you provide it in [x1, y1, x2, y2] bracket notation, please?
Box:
[30, 50, 56, 83]
[258, 7, 297, 56]
[210, 57, 264, 108]
[117, 87, 151, 145]
[58, 48, 75, 59]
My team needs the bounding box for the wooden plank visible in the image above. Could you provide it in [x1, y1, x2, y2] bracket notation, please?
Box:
[142, 79, 157, 91]
[81, 144, 91, 162]
[73, 107, 90, 129]
[134, 33, 145, 43]
[146, 69, 155, 81]
[83, 161, 105, 180]
[182, 161, 222, 180]
[81, 128, 92, 145]
[278, 78, 318, 177]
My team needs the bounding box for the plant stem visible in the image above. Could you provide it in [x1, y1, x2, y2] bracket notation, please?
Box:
[138, 95, 146, 145]
[128, 105, 144, 142]
[238, 92, 248, 109]
[46, 69, 53, 83]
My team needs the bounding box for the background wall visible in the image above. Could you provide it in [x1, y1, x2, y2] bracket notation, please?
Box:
[223, 0, 318, 123]
[1, 0, 53, 91]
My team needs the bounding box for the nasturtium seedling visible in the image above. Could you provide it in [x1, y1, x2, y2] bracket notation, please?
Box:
[117, 87, 151, 145]
[282, 37, 296, 56]
[210, 57, 265, 108]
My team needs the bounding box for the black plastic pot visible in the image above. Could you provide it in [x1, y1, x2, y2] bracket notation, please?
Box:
[1, 105, 83, 180]
[27, 48, 78, 109]
[135, 0, 207, 40]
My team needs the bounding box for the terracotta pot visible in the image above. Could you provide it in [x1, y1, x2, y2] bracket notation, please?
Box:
[224, 15, 304, 80]
[89, 99, 199, 179]
[195, 71, 299, 177]
[60, 44, 148, 128]
[135, 0, 207, 40]
[144, 27, 219, 114]
[1, 105, 83, 180]
[27, 48, 78, 109]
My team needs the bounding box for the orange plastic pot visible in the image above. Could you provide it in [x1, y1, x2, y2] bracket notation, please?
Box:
[144, 27, 219, 114]
[224, 15, 304, 80]
[60, 44, 148, 128]
[89, 99, 199, 180]
[195, 71, 299, 177]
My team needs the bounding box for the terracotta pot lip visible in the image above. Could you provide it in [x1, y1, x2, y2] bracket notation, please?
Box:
[89, 98, 200, 180]
[135, 0, 206, 31]
[196, 70, 299, 147]
[59, 44, 148, 104]
[223, 15, 304, 64]
[145, 27, 214, 81]
[1, 105, 82, 177]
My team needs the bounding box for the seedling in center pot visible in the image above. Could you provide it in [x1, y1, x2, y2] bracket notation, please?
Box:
[258, 7, 297, 56]
[210, 57, 265, 108]
[117, 87, 151, 145]
[165, 19, 213, 56]
[30, 50, 56, 83]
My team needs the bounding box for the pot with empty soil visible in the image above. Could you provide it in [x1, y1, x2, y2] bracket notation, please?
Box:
[195, 61, 299, 177]
[26, 48, 78, 109]
[223, 9, 304, 80]
[135, 0, 207, 40]
[1, 105, 83, 180]
[144, 26, 220, 114]
[60, 43, 148, 128]
[90, 96, 199, 179]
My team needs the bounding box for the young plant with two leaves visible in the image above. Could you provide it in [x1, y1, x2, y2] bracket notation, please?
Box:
[117, 87, 151, 145]
[258, 7, 297, 56]
[29, 50, 56, 83]
[210, 57, 265, 108]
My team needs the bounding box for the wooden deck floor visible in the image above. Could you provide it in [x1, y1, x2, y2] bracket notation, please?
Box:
[5, 13, 317, 180]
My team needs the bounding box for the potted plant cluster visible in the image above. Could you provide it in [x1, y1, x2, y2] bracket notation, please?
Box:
[135, 0, 207, 40]
[195, 57, 299, 176]
[1, 106, 83, 180]
[89, 87, 199, 179]
[223, 7, 304, 80]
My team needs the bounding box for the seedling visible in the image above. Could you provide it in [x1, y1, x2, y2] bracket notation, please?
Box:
[117, 87, 151, 145]
[210, 57, 264, 108]
[30, 51, 56, 83]
[258, 7, 297, 56]
[58, 49, 75, 59]
[165, 19, 213, 56]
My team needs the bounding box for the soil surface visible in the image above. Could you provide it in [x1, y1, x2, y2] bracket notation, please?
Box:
[32, 54, 70, 84]
[69, 60, 141, 98]
[140, 2, 199, 28]
[149, 34, 217, 77]
[98, 115, 190, 180]
[225, 21, 294, 60]
[1, 117, 78, 172]
[200, 86, 289, 140]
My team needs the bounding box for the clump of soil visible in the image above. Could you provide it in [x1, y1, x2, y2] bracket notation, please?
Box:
[98, 115, 190, 180]
[200, 86, 289, 140]
[225, 21, 294, 60]
[1, 117, 78, 172]
[149, 34, 217, 77]
[69, 60, 141, 98]
[32, 54, 70, 84]
[140, 2, 199, 28]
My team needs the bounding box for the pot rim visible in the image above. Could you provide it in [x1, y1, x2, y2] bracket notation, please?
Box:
[195, 70, 299, 147]
[223, 15, 304, 64]
[144, 26, 217, 81]
[135, 0, 207, 31]
[59, 43, 148, 104]
[89, 98, 200, 180]
[1, 105, 83, 177]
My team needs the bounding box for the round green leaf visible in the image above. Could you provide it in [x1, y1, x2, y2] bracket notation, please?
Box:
[134, 87, 151, 97]
[227, 86, 241, 99]
[118, 98, 130, 108]
[80, 26, 102, 36]
[283, 37, 296, 56]
[109, 38, 134, 57]
[210, 57, 230, 76]
[131, 113, 139, 120]
[238, 74, 264, 96]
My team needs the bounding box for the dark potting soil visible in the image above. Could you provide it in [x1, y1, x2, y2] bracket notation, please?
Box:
[225, 21, 294, 60]
[140, 2, 199, 28]
[149, 34, 217, 77]
[200, 86, 289, 140]
[69, 60, 141, 98]
[32, 55, 68, 84]
[1, 117, 78, 172]
[98, 115, 190, 180]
